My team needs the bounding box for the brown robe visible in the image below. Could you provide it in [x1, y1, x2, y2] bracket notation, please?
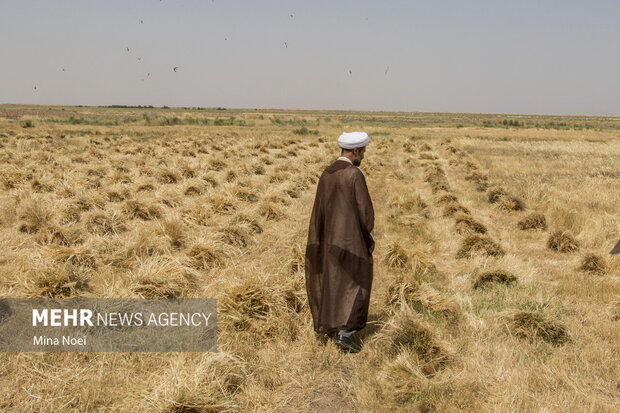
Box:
[305, 159, 375, 334]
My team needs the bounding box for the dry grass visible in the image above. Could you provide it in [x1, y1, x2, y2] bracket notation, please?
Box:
[454, 213, 487, 235]
[384, 242, 411, 270]
[220, 275, 286, 329]
[123, 199, 163, 220]
[472, 270, 517, 289]
[435, 192, 458, 206]
[23, 261, 91, 297]
[495, 194, 525, 212]
[371, 306, 451, 374]
[387, 280, 460, 320]
[442, 202, 470, 217]
[130, 257, 197, 298]
[518, 212, 547, 230]
[389, 193, 428, 215]
[578, 253, 608, 274]
[1, 107, 619, 411]
[465, 171, 489, 191]
[547, 230, 580, 253]
[185, 240, 228, 270]
[456, 235, 505, 258]
[18, 198, 53, 233]
[503, 310, 570, 346]
[486, 186, 507, 203]
[86, 211, 127, 235]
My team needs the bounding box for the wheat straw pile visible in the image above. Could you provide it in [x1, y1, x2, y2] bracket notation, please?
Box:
[0, 105, 619, 411]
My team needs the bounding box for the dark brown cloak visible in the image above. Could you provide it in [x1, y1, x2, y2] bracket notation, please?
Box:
[305, 160, 375, 334]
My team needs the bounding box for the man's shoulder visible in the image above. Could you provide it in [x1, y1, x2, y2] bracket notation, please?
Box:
[323, 160, 355, 174]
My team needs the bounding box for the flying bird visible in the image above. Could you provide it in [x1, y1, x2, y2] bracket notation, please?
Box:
[147, 73, 151, 77]
[290, 14, 294, 18]
[34, 86, 37, 90]
[126, 47, 130, 52]
[137, 57, 142, 61]
[384, 66, 390, 75]
[348, 70, 352, 75]
[140, 20, 143, 24]
[284, 41, 288, 48]
[173, 67, 179, 72]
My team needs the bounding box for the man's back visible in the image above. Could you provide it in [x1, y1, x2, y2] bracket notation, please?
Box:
[305, 158, 374, 335]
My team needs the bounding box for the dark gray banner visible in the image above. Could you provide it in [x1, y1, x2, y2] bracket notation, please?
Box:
[0, 298, 217, 352]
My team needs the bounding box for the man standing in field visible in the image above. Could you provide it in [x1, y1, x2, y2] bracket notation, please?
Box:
[305, 132, 375, 353]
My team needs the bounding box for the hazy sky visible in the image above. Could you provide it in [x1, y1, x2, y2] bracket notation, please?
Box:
[1, 0, 619, 114]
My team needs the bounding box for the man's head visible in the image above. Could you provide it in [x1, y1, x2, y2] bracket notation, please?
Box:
[341, 146, 366, 166]
[338, 132, 369, 167]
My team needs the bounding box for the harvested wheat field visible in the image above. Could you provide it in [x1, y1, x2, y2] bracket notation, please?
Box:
[1, 105, 619, 411]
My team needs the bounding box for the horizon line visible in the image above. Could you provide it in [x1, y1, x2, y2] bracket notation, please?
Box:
[1, 103, 619, 119]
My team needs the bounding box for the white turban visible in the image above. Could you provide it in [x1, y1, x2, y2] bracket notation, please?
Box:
[338, 132, 369, 149]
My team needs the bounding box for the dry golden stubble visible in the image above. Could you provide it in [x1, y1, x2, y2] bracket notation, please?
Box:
[388, 193, 428, 215]
[435, 192, 458, 206]
[209, 159, 227, 171]
[518, 213, 547, 230]
[234, 189, 259, 203]
[230, 213, 263, 235]
[158, 216, 187, 249]
[46, 245, 97, 270]
[219, 275, 291, 332]
[418, 142, 432, 151]
[157, 167, 180, 184]
[369, 306, 451, 375]
[217, 223, 252, 248]
[495, 194, 525, 212]
[85, 210, 127, 236]
[610, 298, 620, 321]
[464, 160, 478, 170]
[419, 152, 438, 160]
[464, 170, 489, 188]
[503, 310, 570, 346]
[578, 253, 608, 274]
[456, 235, 505, 259]
[21, 260, 92, 298]
[0, 164, 27, 189]
[472, 270, 517, 289]
[486, 186, 507, 203]
[129, 256, 198, 299]
[428, 178, 451, 194]
[257, 201, 285, 221]
[386, 274, 459, 320]
[454, 214, 487, 235]
[423, 169, 445, 183]
[209, 194, 237, 214]
[106, 226, 170, 268]
[201, 174, 219, 188]
[122, 199, 163, 220]
[163, 353, 247, 412]
[384, 242, 411, 270]
[546, 230, 580, 253]
[185, 239, 229, 271]
[106, 185, 132, 202]
[183, 184, 203, 197]
[289, 243, 306, 275]
[30, 176, 55, 193]
[18, 197, 53, 233]
[442, 202, 471, 217]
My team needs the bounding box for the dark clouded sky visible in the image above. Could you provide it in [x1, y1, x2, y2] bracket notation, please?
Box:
[1, 0, 619, 114]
